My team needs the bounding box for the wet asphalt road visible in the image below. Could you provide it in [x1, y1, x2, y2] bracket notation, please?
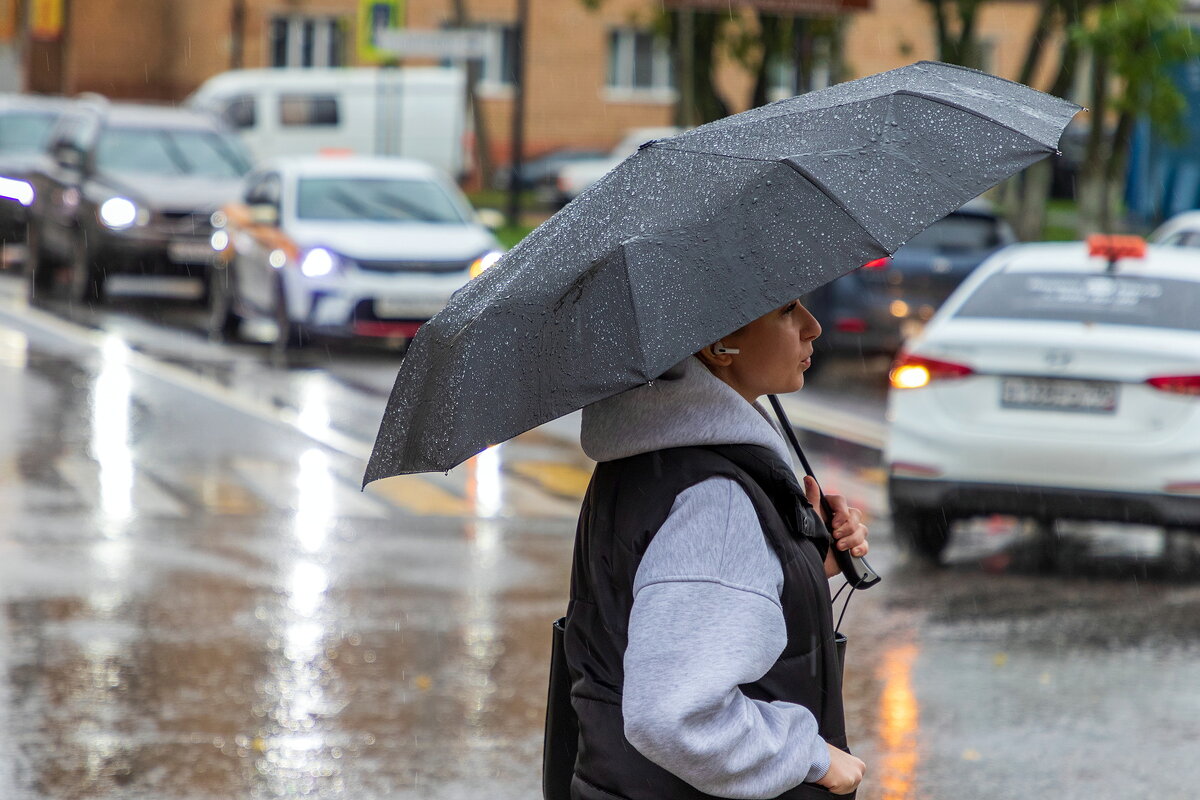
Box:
[0, 272, 1197, 800]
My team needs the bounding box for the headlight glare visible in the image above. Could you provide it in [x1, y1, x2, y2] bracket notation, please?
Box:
[470, 249, 503, 278]
[300, 247, 338, 278]
[0, 177, 35, 207]
[99, 196, 138, 229]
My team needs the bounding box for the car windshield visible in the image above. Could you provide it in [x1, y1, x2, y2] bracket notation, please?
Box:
[0, 111, 58, 154]
[95, 127, 251, 178]
[905, 214, 1003, 251]
[954, 271, 1200, 332]
[296, 177, 466, 223]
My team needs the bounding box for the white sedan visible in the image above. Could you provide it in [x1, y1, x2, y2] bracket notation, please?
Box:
[885, 237, 1200, 560]
[209, 156, 503, 349]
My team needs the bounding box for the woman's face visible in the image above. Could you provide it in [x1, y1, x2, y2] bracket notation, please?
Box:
[699, 299, 822, 402]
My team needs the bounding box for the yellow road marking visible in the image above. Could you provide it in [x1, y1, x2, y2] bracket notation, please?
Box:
[366, 475, 471, 516]
[507, 460, 593, 500]
[188, 474, 267, 516]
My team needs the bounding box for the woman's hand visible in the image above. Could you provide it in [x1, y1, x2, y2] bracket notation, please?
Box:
[818, 744, 866, 795]
[802, 476, 869, 579]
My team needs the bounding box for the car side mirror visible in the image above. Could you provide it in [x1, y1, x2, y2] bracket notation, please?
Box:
[476, 208, 504, 230]
[53, 143, 84, 170]
[248, 204, 279, 226]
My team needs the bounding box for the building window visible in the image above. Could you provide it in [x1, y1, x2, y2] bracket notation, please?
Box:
[279, 95, 340, 127]
[270, 16, 345, 68]
[475, 23, 518, 87]
[606, 29, 673, 94]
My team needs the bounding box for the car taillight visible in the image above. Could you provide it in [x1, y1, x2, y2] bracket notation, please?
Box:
[1146, 375, 1200, 396]
[889, 353, 974, 389]
[862, 257, 891, 270]
[835, 317, 867, 333]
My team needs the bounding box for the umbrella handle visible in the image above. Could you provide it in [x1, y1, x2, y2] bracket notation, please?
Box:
[768, 395, 882, 590]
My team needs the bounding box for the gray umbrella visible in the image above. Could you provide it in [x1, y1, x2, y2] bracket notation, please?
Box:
[364, 61, 1080, 482]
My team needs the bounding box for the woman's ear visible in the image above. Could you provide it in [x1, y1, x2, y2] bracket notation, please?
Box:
[697, 342, 734, 368]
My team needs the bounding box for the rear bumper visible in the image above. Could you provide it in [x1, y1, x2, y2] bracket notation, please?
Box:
[889, 476, 1200, 528]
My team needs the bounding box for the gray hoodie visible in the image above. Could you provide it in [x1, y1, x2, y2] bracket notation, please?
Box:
[580, 356, 831, 799]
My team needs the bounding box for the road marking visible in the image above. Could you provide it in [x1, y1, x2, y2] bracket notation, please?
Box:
[365, 475, 472, 517]
[233, 457, 391, 519]
[506, 460, 593, 500]
[57, 456, 190, 519]
[0, 293, 376, 462]
[180, 472, 268, 516]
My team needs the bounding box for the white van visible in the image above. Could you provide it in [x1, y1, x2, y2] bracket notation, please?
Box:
[187, 67, 467, 176]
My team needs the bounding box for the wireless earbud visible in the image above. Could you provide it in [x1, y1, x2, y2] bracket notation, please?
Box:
[712, 342, 740, 355]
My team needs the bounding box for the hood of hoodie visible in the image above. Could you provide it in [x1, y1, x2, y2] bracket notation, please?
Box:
[581, 356, 792, 466]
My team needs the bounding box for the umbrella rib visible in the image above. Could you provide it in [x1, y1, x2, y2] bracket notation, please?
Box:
[890, 89, 1063, 154]
[648, 144, 890, 254]
[650, 146, 778, 164]
[777, 159, 889, 255]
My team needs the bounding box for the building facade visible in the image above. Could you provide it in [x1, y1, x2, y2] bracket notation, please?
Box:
[2, 0, 1051, 166]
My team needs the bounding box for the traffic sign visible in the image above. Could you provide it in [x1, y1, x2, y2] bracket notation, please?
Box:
[374, 29, 490, 59]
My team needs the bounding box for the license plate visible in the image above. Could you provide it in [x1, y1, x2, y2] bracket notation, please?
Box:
[374, 298, 432, 319]
[168, 240, 216, 263]
[1001, 377, 1118, 414]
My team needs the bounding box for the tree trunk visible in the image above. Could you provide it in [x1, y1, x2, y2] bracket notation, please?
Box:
[750, 14, 782, 109]
[450, 0, 493, 190]
[1099, 109, 1135, 234]
[1018, 0, 1058, 86]
[927, 0, 952, 61]
[955, 0, 982, 68]
[1014, 159, 1054, 240]
[1077, 49, 1110, 235]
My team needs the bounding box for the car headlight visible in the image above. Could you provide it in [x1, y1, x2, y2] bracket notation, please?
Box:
[0, 176, 35, 207]
[97, 196, 138, 227]
[98, 196, 138, 230]
[300, 247, 340, 278]
[470, 250, 503, 278]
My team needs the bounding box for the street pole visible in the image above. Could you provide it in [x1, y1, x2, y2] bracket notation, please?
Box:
[679, 9, 695, 127]
[506, 0, 529, 227]
[230, 0, 246, 70]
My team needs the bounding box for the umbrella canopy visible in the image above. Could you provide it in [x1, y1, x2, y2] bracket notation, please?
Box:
[364, 61, 1080, 482]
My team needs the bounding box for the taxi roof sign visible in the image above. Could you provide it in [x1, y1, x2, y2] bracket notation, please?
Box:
[1087, 234, 1146, 262]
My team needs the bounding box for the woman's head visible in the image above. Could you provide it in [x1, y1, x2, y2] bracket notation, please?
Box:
[696, 299, 821, 402]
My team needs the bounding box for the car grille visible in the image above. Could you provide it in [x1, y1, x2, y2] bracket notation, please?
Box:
[157, 210, 214, 235]
[355, 258, 470, 274]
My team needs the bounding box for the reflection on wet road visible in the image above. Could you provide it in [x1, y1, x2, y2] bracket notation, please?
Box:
[0, 275, 1197, 799]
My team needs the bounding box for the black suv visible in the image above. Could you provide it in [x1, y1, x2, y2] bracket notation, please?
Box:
[0, 94, 75, 260]
[26, 98, 252, 303]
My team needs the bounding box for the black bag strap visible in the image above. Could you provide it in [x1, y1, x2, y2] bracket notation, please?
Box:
[543, 617, 578, 800]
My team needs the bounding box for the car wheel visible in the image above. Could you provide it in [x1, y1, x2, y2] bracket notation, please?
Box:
[24, 222, 56, 303]
[68, 229, 105, 305]
[892, 508, 952, 563]
[207, 264, 242, 342]
[272, 277, 302, 355]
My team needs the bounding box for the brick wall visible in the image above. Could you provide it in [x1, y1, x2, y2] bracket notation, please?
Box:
[47, 0, 1051, 161]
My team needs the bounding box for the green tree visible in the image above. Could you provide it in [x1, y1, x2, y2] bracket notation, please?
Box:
[1000, 0, 1092, 241]
[1072, 0, 1194, 234]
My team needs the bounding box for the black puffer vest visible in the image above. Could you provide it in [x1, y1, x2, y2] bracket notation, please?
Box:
[565, 444, 851, 800]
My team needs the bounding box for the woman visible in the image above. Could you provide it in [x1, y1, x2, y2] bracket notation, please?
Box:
[564, 298, 869, 799]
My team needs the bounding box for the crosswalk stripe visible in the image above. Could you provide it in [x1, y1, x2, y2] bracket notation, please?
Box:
[232, 456, 391, 519]
[364, 475, 473, 517]
[57, 456, 189, 519]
